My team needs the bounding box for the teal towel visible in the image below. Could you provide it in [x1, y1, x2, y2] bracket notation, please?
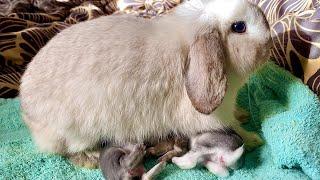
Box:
[0, 62, 319, 179]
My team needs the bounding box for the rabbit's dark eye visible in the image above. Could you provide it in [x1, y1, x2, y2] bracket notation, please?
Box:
[231, 21, 246, 33]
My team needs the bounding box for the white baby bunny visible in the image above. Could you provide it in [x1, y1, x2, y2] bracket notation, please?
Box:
[20, 0, 271, 167]
[172, 128, 245, 177]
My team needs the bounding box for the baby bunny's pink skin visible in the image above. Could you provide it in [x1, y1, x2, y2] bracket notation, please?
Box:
[20, 0, 271, 166]
[172, 129, 245, 177]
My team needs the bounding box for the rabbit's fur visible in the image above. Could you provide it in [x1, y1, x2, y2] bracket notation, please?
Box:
[20, 0, 271, 165]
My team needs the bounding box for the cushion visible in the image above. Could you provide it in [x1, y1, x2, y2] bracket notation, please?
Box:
[0, 0, 319, 97]
[249, 0, 320, 96]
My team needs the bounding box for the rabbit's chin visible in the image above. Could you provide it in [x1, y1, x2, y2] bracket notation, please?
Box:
[228, 54, 270, 78]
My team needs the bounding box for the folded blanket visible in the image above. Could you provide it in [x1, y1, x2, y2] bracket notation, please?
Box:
[0, 62, 319, 179]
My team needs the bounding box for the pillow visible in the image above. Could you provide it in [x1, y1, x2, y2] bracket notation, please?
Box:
[0, 1, 117, 97]
[249, 0, 320, 96]
[0, 0, 319, 97]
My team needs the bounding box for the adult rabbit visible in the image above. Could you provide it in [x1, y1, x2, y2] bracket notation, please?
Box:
[20, 0, 271, 167]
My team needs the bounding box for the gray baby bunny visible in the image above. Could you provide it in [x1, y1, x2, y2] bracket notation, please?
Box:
[100, 143, 167, 180]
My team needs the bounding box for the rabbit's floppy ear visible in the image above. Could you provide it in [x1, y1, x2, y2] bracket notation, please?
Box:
[185, 30, 227, 114]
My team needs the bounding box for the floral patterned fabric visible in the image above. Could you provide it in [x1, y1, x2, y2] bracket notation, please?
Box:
[0, 0, 119, 97]
[0, 0, 180, 97]
[249, 0, 320, 96]
[0, 0, 319, 97]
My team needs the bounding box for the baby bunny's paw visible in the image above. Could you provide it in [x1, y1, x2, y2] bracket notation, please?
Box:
[133, 143, 146, 153]
[172, 157, 196, 169]
[68, 151, 99, 169]
[205, 161, 229, 177]
[125, 144, 146, 168]
[234, 106, 250, 124]
[236, 127, 264, 151]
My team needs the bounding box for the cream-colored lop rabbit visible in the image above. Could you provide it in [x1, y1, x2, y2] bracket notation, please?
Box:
[20, 0, 271, 167]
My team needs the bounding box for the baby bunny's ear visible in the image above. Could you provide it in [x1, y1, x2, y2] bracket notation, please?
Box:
[185, 30, 227, 114]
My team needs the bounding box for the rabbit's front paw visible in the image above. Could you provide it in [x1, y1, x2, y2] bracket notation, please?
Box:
[235, 127, 264, 151]
[234, 106, 250, 124]
[205, 161, 229, 177]
[172, 157, 196, 169]
[124, 144, 146, 168]
[244, 132, 264, 151]
[68, 151, 100, 169]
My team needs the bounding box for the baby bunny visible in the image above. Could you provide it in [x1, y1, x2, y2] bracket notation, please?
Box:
[100, 143, 167, 180]
[100, 144, 146, 180]
[172, 128, 244, 177]
[20, 0, 271, 167]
